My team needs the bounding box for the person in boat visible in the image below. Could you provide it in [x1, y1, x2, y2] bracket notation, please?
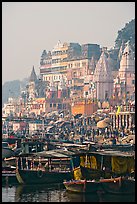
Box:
[37, 163, 45, 171]
[112, 137, 116, 145]
[44, 162, 49, 171]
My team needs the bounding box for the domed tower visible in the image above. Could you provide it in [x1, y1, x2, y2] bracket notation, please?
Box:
[119, 41, 135, 76]
[93, 51, 113, 102]
[118, 41, 135, 101]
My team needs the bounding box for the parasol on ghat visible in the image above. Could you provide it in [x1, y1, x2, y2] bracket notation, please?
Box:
[97, 120, 109, 128]
[103, 117, 112, 124]
[94, 116, 101, 122]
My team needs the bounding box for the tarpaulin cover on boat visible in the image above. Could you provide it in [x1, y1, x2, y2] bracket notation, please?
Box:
[111, 156, 135, 174]
[80, 155, 97, 169]
[73, 166, 83, 180]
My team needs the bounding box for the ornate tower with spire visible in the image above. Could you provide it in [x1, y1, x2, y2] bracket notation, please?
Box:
[93, 51, 114, 102]
[29, 66, 37, 82]
[117, 41, 135, 101]
[28, 66, 37, 100]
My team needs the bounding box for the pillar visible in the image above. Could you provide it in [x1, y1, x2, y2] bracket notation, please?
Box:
[117, 115, 119, 129]
[114, 115, 116, 129]
[120, 115, 123, 129]
[127, 114, 129, 129]
[129, 114, 132, 129]
[124, 115, 126, 128]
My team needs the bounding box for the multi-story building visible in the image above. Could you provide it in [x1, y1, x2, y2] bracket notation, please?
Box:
[39, 41, 101, 115]
[26, 98, 46, 116]
[40, 41, 81, 85]
[2, 97, 21, 117]
[40, 41, 100, 86]
[81, 43, 100, 61]
[67, 44, 100, 101]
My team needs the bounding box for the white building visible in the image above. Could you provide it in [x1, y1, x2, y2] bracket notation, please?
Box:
[93, 51, 114, 101]
[114, 41, 135, 102]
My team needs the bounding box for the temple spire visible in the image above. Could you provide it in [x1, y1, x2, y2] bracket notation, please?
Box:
[29, 66, 37, 82]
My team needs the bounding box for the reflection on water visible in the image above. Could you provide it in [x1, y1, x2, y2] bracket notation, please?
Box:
[15, 184, 66, 202]
[2, 184, 135, 202]
[65, 191, 135, 202]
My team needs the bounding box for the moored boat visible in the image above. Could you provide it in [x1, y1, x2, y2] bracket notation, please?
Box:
[16, 168, 72, 184]
[63, 179, 100, 193]
[63, 148, 135, 194]
[63, 176, 135, 194]
[16, 149, 74, 184]
[100, 176, 135, 194]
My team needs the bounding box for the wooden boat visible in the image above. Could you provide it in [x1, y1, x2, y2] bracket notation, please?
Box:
[63, 177, 121, 193]
[63, 179, 100, 193]
[65, 149, 135, 194]
[16, 168, 72, 184]
[73, 149, 135, 179]
[16, 149, 74, 184]
[100, 176, 135, 194]
[63, 176, 135, 194]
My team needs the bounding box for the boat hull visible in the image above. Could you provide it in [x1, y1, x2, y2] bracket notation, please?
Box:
[101, 177, 135, 194]
[16, 169, 72, 184]
[63, 180, 100, 193]
[63, 177, 135, 194]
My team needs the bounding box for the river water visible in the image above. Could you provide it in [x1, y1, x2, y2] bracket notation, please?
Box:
[2, 183, 135, 202]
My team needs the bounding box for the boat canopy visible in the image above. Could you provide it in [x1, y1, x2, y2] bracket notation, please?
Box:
[33, 149, 76, 158]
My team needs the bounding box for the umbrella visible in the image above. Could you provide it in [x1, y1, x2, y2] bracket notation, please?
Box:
[97, 120, 109, 128]
[94, 116, 100, 122]
[103, 117, 112, 124]
[102, 101, 110, 108]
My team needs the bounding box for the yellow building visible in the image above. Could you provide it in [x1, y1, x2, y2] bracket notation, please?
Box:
[71, 100, 98, 116]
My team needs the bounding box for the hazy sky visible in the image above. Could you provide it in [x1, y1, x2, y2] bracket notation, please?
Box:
[2, 2, 135, 84]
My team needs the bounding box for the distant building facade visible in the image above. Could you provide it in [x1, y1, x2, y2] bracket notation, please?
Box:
[40, 41, 101, 86]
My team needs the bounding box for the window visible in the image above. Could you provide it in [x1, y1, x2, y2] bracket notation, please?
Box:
[132, 80, 135, 84]
[77, 63, 80, 67]
[82, 62, 86, 66]
[58, 104, 62, 109]
[85, 91, 88, 96]
[73, 72, 77, 77]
